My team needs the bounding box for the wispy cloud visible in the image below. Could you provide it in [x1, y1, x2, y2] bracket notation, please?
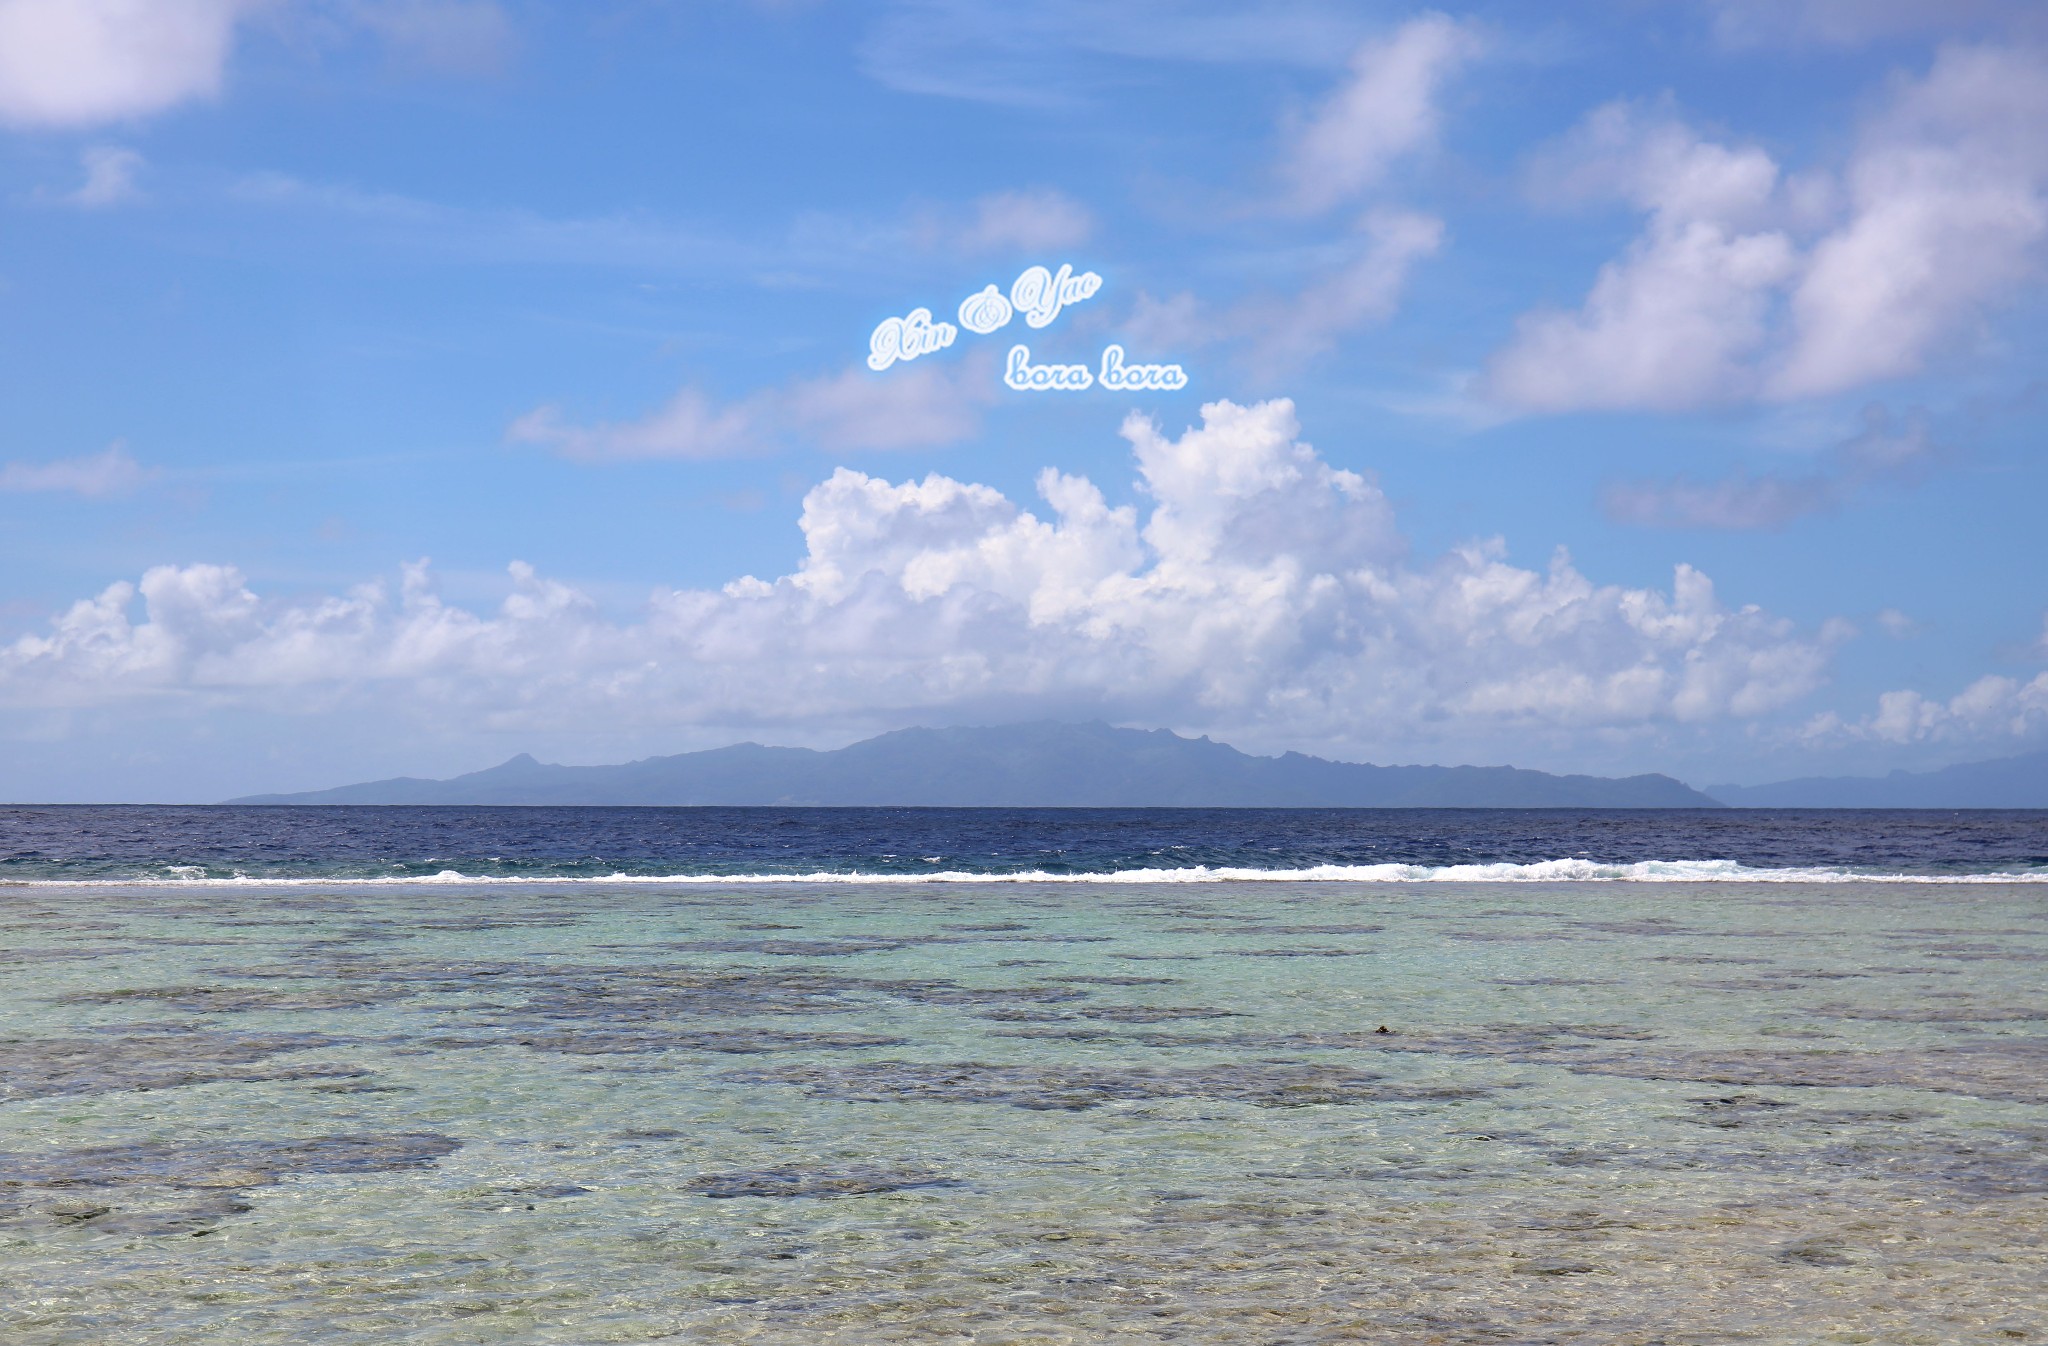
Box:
[509, 354, 999, 462]
[1603, 403, 1942, 530]
[933, 189, 1096, 254]
[60, 145, 145, 207]
[856, 0, 1375, 108]
[1279, 12, 1484, 213]
[0, 443, 153, 497]
[1698, 0, 2043, 49]
[507, 389, 762, 463]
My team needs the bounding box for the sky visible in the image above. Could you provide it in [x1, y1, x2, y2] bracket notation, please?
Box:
[0, 0, 2044, 802]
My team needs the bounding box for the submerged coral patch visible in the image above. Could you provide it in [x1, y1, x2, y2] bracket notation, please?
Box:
[683, 1166, 960, 1199]
[0, 1029, 364, 1102]
[0, 1133, 461, 1236]
[722, 1060, 1482, 1111]
[59, 984, 380, 1013]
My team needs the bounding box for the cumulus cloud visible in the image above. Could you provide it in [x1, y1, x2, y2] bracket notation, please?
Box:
[1769, 44, 2048, 398]
[0, 443, 152, 497]
[1852, 675, 2048, 744]
[1486, 102, 1796, 411]
[1488, 45, 2048, 413]
[1282, 12, 1483, 213]
[0, 0, 259, 127]
[1603, 403, 1940, 529]
[511, 356, 997, 461]
[3, 400, 1834, 758]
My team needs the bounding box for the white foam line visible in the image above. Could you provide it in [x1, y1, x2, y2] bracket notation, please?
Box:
[5, 859, 2046, 886]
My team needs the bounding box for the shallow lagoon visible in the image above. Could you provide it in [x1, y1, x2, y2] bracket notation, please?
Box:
[3, 878, 2044, 1343]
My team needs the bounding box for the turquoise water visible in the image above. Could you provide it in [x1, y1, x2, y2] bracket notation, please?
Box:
[3, 878, 2044, 1342]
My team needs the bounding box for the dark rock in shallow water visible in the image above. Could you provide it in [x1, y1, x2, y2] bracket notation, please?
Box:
[58, 984, 380, 1013]
[513, 1028, 909, 1056]
[1075, 1005, 1245, 1023]
[722, 1060, 1484, 1111]
[0, 1132, 462, 1236]
[683, 1166, 959, 1199]
[0, 1029, 364, 1102]
[0, 1132, 461, 1188]
[1777, 1237, 1857, 1267]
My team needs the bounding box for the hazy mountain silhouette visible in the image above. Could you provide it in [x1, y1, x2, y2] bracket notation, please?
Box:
[1708, 749, 2048, 808]
[226, 722, 1719, 807]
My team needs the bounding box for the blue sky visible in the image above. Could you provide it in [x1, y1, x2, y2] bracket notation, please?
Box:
[0, 0, 2043, 801]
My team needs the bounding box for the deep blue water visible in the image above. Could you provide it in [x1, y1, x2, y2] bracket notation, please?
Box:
[2, 805, 2044, 882]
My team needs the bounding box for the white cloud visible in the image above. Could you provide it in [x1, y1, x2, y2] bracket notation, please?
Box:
[0, 0, 259, 127]
[1769, 44, 2048, 398]
[0, 443, 152, 496]
[1486, 102, 1796, 411]
[64, 144, 145, 207]
[1282, 12, 1483, 212]
[1487, 47, 2048, 413]
[0, 0, 516, 129]
[1877, 608, 1918, 638]
[1855, 674, 2048, 744]
[3, 400, 1834, 760]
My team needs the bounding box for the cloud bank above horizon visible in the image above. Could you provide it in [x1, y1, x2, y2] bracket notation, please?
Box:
[4, 399, 1863, 762]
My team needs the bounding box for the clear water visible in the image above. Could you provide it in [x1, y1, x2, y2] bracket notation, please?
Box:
[4, 867, 2045, 1343]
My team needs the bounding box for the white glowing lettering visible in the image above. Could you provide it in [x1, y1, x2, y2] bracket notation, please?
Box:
[867, 307, 957, 371]
[1005, 344, 1094, 391]
[1097, 344, 1187, 391]
[956, 284, 1014, 335]
[1009, 263, 1102, 330]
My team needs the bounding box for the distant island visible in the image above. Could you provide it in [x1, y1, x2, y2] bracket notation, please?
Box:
[226, 721, 1719, 808]
[1706, 748, 2048, 808]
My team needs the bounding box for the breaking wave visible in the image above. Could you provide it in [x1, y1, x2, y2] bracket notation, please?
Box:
[11, 857, 2047, 886]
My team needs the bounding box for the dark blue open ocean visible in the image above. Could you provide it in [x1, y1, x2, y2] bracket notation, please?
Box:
[2, 804, 2044, 883]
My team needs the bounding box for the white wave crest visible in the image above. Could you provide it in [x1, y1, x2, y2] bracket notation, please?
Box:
[4, 858, 2045, 887]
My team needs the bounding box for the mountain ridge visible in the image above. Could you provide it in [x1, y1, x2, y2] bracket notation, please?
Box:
[225, 721, 1720, 808]
[1706, 749, 2048, 808]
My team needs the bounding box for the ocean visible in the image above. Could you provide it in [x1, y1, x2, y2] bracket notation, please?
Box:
[3, 807, 2045, 1342]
